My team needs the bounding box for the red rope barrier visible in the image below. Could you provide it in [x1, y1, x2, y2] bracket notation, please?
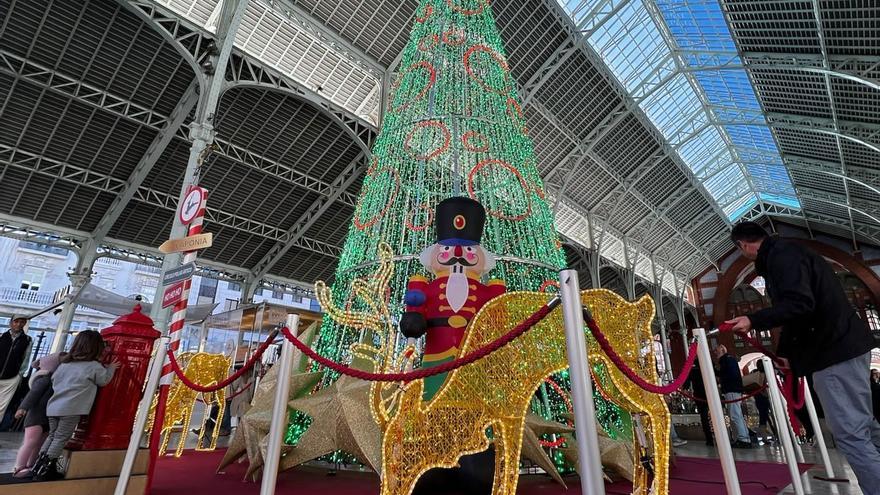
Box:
[195, 380, 254, 403]
[280, 300, 558, 382]
[716, 323, 804, 411]
[166, 331, 276, 393]
[583, 312, 699, 395]
[678, 384, 768, 404]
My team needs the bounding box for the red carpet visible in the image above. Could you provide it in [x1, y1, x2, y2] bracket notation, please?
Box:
[152, 450, 811, 495]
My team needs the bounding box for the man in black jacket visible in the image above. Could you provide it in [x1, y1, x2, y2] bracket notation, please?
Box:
[726, 222, 880, 494]
[0, 315, 32, 418]
[686, 360, 714, 446]
[714, 345, 752, 448]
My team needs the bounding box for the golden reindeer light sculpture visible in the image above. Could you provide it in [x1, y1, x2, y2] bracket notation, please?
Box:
[150, 352, 232, 457]
[316, 245, 669, 495]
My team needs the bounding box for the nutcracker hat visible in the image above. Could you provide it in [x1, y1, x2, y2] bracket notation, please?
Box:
[435, 197, 486, 247]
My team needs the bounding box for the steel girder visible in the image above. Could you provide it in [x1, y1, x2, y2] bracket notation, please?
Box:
[540, 0, 731, 232]
[90, 81, 200, 243]
[0, 49, 361, 208]
[224, 53, 377, 154]
[0, 144, 339, 258]
[530, 96, 717, 271]
[250, 151, 367, 279]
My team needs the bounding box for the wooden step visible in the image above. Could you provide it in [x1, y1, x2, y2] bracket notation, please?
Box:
[63, 448, 149, 479]
[0, 474, 146, 495]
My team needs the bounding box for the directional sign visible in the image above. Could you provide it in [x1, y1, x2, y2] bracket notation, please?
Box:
[162, 282, 185, 308]
[158, 233, 213, 254]
[162, 261, 197, 286]
[179, 187, 206, 225]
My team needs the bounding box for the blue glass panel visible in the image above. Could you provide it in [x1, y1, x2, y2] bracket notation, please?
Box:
[725, 125, 779, 152]
[760, 193, 802, 209]
[724, 193, 758, 220]
[695, 71, 762, 110]
[655, 0, 737, 51]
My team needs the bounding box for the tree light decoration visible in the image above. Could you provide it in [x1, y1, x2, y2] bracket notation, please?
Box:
[296, 0, 633, 478]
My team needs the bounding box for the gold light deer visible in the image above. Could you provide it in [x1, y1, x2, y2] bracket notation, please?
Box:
[148, 352, 232, 457]
[316, 244, 670, 495]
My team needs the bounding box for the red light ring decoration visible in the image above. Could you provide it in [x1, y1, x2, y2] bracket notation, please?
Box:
[506, 97, 528, 133]
[405, 202, 434, 232]
[467, 158, 532, 221]
[462, 130, 489, 152]
[418, 34, 439, 52]
[442, 29, 467, 46]
[539, 280, 560, 292]
[448, 0, 485, 15]
[415, 4, 433, 22]
[389, 61, 437, 112]
[404, 120, 451, 161]
[464, 44, 510, 95]
[354, 167, 400, 230]
[540, 377, 574, 448]
[365, 156, 379, 177]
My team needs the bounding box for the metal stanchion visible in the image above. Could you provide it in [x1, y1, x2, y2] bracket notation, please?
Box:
[777, 387, 806, 464]
[558, 269, 606, 495]
[694, 328, 742, 495]
[114, 336, 169, 495]
[802, 381, 835, 479]
[260, 314, 299, 495]
[763, 357, 805, 495]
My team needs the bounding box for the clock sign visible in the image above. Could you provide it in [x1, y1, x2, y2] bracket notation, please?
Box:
[179, 187, 206, 225]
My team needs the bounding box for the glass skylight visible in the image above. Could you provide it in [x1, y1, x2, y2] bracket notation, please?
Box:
[153, 0, 381, 124]
[558, 0, 800, 220]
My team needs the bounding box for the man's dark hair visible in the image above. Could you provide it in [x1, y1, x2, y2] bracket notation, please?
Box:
[62, 330, 106, 363]
[730, 221, 769, 243]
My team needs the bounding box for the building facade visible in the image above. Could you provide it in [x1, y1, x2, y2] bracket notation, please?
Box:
[0, 236, 318, 361]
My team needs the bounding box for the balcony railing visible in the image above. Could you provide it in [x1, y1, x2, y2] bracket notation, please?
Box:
[0, 287, 54, 306]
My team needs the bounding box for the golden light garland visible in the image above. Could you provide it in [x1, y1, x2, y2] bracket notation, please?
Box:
[314, 245, 670, 495]
[149, 352, 232, 457]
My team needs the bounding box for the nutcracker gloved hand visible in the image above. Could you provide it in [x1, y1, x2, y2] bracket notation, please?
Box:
[400, 311, 427, 339]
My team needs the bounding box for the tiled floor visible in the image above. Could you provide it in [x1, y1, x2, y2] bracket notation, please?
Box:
[0, 430, 866, 494]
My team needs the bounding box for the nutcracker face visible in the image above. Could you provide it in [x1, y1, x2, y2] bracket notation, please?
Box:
[420, 243, 496, 276]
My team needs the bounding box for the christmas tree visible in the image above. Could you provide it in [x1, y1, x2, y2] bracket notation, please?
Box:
[313, 0, 564, 365]
[292, 0, 631, 463]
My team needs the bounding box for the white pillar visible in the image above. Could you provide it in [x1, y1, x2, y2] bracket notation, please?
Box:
[694, 328, 742, 495]
[260, 314, 298, 495]
[558, 269, 605, 495]
[763, 357, 804, 495]
[50, 272, 91, 353]
[802, 381, 835, 478]
[115, 337, 168, 495]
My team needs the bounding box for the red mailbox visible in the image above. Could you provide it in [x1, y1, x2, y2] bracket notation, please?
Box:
[69, 304, 161, 450]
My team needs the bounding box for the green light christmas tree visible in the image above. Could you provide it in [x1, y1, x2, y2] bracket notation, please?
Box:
[288, 0, 631, 469]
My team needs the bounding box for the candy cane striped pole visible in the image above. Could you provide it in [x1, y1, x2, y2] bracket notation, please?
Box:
[146, 187, 207, 488]
[161, 189, 207, 384]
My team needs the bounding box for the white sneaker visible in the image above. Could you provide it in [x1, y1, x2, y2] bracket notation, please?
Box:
[672, 439, 688, 447]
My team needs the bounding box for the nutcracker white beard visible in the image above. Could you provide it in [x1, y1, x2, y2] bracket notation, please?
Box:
[446, 264, 469, 313]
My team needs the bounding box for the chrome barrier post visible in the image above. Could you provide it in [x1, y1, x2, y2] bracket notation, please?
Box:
[260, 314, 298, 495]
[559, 269, 606, 495]
[803, 380, 835, 478]
[694, 328, 742, 495]
[114, 336, 168, 495]
[763, 357, 805, 495]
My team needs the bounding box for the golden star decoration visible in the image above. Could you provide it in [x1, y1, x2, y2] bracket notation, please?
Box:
[519, 413, 573, 488]
[217, 364, 324, 478]
[267, 374, 383, 476]
[558, 427, 634, 483]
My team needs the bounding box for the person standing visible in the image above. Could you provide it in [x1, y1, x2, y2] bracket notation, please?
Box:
[0, 315, 33, 418]
[686, 359, 714, 446]
[714, 345, 752, 448]
[726, 222, 880, 494]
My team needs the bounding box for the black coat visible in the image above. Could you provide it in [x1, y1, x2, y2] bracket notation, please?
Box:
[748, 237, 875, 377]
[718, 354, 744, 394]
[0, 331, 31, 379]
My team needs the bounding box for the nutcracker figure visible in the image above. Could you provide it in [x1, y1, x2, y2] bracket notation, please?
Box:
[400, 197, 506, 400]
